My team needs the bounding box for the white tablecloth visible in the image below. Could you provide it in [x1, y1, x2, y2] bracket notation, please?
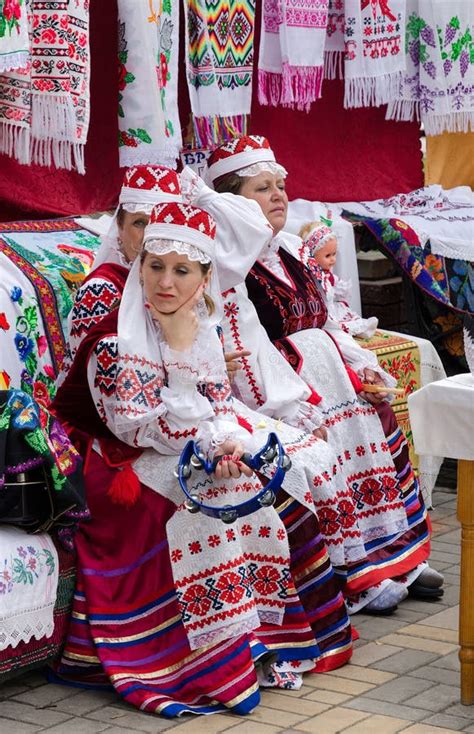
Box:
[408, 373, 474, 462]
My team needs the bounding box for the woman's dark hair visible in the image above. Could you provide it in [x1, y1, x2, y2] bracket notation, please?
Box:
[140, 250, 215, 315]
[213, 173, 245, 195]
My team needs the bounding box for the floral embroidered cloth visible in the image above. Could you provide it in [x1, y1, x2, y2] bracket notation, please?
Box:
[184, 0, 255, 146]
[0, 0, 29, 73]
[343, 0, 406, 108]
[0, 525, 58, 650]
[117, 0, 181, 166]
[342, 210, 473, 315]
[0, 219, 100, 402]
[0, 0, 90, 173]
[387, 0, 474, 135]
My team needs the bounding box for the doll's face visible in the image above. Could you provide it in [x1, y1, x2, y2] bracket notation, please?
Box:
[312, 237, 337, 271]
[239, 171, 288, 235]
[141, 250, 210, 314]
[117, 210, 150, 263]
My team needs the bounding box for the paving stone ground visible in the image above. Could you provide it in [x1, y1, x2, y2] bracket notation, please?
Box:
[2, 487, 473, 733]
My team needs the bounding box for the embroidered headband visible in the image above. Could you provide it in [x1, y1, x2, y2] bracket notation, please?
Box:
[207, 135, 284, 183]
[303, 223, 337, 254]
[144, 202, 216, 263]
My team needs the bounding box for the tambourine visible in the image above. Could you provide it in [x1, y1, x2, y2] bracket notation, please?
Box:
[174, 432, 292, 524]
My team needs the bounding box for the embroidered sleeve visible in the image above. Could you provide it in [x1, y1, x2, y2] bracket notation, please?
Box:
[68, 277, 122, 362]
[278, 400, 324, 433]
[182, 167, 273, 290]
[87, 337, 247, 456]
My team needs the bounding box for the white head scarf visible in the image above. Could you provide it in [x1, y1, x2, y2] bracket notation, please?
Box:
[114, 203, 226, 433]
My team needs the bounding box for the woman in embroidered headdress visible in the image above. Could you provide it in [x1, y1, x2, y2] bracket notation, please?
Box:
[65, 164, 183, 369]
[181, 135, 444, 606]
[51, 202, 357, 715]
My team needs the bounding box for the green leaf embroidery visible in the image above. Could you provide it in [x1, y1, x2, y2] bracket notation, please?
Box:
[24, 305, 38, 331]
[124, 72, 135, 84]
[162, 0, 171, 14]
[25, 352, 38, 379]
[136, 128, 152, 144]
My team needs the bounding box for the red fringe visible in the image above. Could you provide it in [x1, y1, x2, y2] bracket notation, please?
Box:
[107, 463, 141, 508]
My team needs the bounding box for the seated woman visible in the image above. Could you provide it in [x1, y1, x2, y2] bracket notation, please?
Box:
[51, 202, 354, 716]
[65, 164, 183, 367]
[183, 135, 443, 605]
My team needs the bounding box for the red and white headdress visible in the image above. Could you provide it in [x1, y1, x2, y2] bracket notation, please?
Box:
[92, 165, 183, 272]
[120, 165, 182, 212]
[303, 222, 337, 254]
[207, 135, 287, 184]
[144, 202, 216, 265]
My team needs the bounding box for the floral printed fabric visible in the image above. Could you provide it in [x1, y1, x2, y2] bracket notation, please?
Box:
[387, 0, 474, 135]
[0, 221, 100, 400]
[0, 0, 29, 72]
[117, 0, 181, 167]
[0, 0, 90, 172]
[0, 526, 58, 650]
[342, 210, 474, 315]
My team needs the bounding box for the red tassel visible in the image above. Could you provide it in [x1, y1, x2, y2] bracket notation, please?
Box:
[345, 365, 364, 394]
[107, 463, 141, 508]
[306, 385, 322, 405]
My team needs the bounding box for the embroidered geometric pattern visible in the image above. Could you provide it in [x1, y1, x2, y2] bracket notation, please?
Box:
[94, 339, 119, 397]
[187, 0, 256, 91]
[208, 134, 271, 165]
[70, 281, 121, 338]
[150, 202, 217, 239]
[123, 165, 180, 194]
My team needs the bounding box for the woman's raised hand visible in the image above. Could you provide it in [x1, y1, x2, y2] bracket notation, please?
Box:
[146, 284, 204, 352]
[214, 439, 254, 480]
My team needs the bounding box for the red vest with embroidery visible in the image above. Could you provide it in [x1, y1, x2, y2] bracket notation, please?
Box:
[245, 247, 328, 342]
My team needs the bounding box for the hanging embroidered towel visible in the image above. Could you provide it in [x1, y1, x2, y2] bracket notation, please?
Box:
[0, 0, 29, 72]
[184, 0, 255, 147]
[117, 0, 181, 167]
[0, 0, 90, 173]
[343, 0, 406, 108]
[259, 0, 329, 112]
[324, 0, 345, 79]
[386, 0, 474, 136]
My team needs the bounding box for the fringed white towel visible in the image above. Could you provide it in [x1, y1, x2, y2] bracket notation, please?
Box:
[184, 0, 255, 147]
[343, 0, 406, 108]
[0, 0, 29, 72]
[117, 0, 181, 168]
[324, 0, 345, 79]
[0, 527, 59, 651]
[258, 0, 329, 112]
[0, 0, 90, 173]
[387, 0, 474, 136]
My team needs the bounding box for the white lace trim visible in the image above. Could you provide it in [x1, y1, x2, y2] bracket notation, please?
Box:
[145, 238, 211, 264]
[0, 602, 55, 651]
[235, 161, 288, 179]
[122, 202, 155, 215]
